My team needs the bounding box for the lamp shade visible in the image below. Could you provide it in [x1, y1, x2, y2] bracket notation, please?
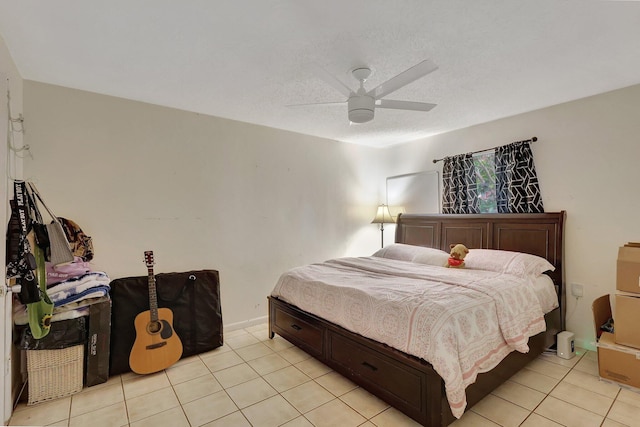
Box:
[371, 204, 395, 224]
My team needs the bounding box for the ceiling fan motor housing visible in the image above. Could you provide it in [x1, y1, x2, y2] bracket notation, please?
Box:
[348, 95, 375, 123]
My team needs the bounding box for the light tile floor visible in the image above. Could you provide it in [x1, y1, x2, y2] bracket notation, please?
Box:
[9, 322, 640, 427]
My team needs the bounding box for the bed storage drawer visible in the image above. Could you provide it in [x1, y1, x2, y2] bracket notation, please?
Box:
[328, 331, 425, 411]
[272, 303, 323, 357]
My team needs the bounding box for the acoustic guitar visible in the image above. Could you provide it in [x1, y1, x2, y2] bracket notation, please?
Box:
[129, 251, 183, 374]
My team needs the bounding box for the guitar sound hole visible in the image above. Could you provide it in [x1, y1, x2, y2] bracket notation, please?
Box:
[148, 321, 162, 334]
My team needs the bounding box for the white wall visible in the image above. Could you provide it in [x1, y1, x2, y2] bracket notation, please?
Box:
[23, 82, 385, 327]
[384, 84, 640, 350]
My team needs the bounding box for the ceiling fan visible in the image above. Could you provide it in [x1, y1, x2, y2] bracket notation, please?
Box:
[298, 59, 439, 124]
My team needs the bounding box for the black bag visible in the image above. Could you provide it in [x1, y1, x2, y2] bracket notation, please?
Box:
[23, 185, 49, 252]
[6, 181, 40, 304]
[109, 270, 223, 375]
[16, 317, 87, 350]
[86, 298, 112, 387]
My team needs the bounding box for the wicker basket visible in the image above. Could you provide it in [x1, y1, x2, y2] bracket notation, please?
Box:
[26, 345, 84, 405]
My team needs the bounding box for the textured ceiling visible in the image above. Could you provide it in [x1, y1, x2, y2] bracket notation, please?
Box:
[1, 0, 639, 148]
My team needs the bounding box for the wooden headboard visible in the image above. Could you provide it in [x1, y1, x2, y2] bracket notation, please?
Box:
[395, 212, 566, 329]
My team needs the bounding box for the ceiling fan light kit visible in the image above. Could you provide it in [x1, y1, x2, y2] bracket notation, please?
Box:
[348, 95, 375, 123]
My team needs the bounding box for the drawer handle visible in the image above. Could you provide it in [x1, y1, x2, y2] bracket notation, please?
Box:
[291, 324, 302, 331]
[361, 361, 378, 372]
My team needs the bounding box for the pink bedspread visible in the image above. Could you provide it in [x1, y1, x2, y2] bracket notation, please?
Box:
[271, 256, 546, 418]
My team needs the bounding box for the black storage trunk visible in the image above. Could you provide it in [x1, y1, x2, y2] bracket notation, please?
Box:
[109, 269, 223, 375]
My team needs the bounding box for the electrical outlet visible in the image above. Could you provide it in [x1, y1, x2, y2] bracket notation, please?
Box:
[571, 283, 584, 298]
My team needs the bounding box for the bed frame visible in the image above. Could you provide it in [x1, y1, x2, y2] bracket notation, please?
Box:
[268, 212, 565, 426]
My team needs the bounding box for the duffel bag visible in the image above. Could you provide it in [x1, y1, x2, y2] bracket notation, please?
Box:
[109, 269, 223, 375]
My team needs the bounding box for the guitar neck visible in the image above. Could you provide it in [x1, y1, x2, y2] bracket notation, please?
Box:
[145, 251, 159, 322]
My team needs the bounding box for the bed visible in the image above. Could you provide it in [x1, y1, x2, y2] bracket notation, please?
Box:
[268, 212, 565, 426]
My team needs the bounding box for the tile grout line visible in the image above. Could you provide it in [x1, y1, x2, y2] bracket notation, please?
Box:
[522, 349, 583, 424]
[520, 349, 621, 427]
[543, 355, 617, 421]
[195, 340, 309, 425]
[168, 377, 191, 427]
[121, 376, 131, 427]
[67, 392, 73, 426]
[598, 387, 622, 427]
[475, 349, 611, 426]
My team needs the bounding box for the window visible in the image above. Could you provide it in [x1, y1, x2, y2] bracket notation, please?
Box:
[473, 151, 497, 213]
[442, 141, 543, 215]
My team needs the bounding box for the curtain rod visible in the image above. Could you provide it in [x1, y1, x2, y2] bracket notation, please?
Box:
[432, 136, 537, 164]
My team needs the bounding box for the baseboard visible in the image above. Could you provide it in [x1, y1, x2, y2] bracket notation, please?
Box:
[224, 315, 268, 333]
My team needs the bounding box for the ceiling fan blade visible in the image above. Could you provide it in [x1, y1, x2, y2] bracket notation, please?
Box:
[286, 101, 345, 107]
[313, 64, 355, 98]
[376, 99, 437, 112]
[368, 59, 438, 100]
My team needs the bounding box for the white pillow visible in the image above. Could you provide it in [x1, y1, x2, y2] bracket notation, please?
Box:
[464, 249, 555, 278]
[372, 244, 421, 261]
[411, 248, 450, 267]
[372, 244, 450, 266]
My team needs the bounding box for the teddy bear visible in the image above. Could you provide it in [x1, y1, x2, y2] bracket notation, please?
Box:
[446, 243, 469, 268]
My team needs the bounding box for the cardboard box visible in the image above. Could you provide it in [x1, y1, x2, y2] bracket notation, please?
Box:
[597, 332, 640, 389]
[85, 297, 111, 387]
[617, 245, 640, 294]
[614, 293, 640, 349]
[592, 294, 612, 340]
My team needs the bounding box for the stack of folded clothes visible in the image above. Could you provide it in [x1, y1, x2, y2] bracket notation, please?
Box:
[14, 257, 110, 328]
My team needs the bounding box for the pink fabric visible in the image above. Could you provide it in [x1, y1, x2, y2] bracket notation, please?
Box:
[271, 256, 546, 419]
[46, 257, 93, 286]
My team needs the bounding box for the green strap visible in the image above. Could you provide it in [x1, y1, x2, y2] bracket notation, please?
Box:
[26, 245, 54, 339]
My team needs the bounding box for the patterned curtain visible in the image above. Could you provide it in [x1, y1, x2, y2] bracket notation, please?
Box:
[495, 141, 544, 213]
[442, 153, 479, 214]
